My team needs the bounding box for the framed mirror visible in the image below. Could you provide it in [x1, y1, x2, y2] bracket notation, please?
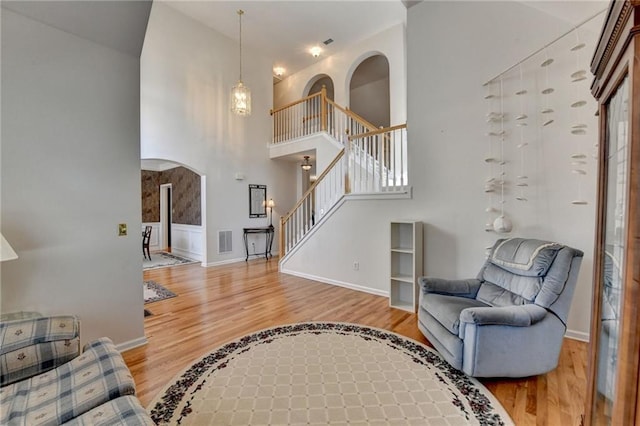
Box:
[249, 184, 267, 218]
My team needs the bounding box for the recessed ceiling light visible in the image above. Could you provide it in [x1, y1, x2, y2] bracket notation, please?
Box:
[310, 46, 322, 58]
[273, 66, 286, 77]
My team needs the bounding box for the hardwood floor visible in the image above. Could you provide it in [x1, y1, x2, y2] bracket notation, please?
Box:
[124, 259, 588, 424]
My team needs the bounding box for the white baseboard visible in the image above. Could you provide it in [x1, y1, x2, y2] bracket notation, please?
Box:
[205, 257, 247, 267]
[171, 247, 201, 261]
[280, 268, 389, 298]
[116, 336, 148, 353]
[565, 329, 589, 342]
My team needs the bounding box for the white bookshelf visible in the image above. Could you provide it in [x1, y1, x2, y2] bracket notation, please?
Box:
[390, 221, 423, 312]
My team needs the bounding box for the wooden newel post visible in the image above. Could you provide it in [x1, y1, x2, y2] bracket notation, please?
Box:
[320, 85, 327, 132]
[279, 217, 285, 259]
[344, 133, 351, 195]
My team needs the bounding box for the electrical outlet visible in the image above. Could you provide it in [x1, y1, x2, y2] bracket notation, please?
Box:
[118, 223, 127, 236]
[353, 261, 359, 271]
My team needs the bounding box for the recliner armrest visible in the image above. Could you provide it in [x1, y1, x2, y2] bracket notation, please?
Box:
[418, 277, 481, 298]
[0, 315, 80, 386]
[460, 304, 548, 327]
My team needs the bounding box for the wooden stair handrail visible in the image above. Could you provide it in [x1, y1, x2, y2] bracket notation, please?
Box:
[325, 98, 379, 133]
[279, 148, 346, 259]
[349, 123, 407, 140]
[280, 148, 346, 225]
[270, 91, 323, 116]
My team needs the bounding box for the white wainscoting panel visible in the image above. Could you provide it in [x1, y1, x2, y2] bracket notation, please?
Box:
[171, 224, 203, 261]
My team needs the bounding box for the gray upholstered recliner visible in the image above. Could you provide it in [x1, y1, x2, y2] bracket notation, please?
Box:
[417, 237, 583, 378]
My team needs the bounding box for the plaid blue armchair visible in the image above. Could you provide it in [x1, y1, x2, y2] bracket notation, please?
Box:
[0, 315, 153, 425]
[418, 238, 583, 378]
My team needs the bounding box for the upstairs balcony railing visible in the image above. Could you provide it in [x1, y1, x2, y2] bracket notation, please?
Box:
[270, 86, 380, 146]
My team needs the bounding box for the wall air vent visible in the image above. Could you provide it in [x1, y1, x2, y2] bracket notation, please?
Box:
[218, 230, 232, 254]
[323, 38, 333, 45]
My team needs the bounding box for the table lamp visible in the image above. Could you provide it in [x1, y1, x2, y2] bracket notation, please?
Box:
[267, 199, 275, 228]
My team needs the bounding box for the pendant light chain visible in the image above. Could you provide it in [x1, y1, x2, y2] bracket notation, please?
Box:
[238, 9, 243, 82]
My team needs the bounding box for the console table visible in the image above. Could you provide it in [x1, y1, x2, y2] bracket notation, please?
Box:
[243, 226, 274, 261]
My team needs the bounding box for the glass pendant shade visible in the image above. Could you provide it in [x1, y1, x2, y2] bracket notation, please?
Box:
[301, 155, 312, 170]
[231, 81, 251, 116]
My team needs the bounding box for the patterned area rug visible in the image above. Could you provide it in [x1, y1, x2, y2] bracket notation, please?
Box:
[148, 323, 514, 425]
[144, 280, 177, 304]
[143, 252, 199, 270]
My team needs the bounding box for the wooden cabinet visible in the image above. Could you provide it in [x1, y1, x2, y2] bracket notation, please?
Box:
[584, 1, 640, 424]
[390, 221, 422, 312]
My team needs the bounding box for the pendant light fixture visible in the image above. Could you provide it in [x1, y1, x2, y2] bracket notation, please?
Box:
[230, 9, 251, 116]
[301, 156, 312, 171]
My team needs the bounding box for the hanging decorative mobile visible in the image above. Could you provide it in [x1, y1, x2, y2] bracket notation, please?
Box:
[479, 10, 605, 233]
[569, 29, 589, 205]
[516, 64, 529, 202]
[493, 77, 513, 234]
[484, 81, 498, 233]
[541, 48, 555, 127]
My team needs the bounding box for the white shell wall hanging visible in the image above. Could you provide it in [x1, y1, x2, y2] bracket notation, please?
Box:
[570, 28, 589, 206]
[540, 48, 555, 129]
[484, 80, 498, 231]
[492, 77, 512, 234]
[480, 10, 604, 237]
[516, 65, 529, 202]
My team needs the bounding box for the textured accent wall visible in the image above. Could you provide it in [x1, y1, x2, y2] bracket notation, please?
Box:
[141, 170, 160, 222]
[141, 167, 201, 225]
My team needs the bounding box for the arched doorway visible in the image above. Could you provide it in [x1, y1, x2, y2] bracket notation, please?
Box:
[348, 55, 390, 128]
[141, 159, 206, 265]
[305, 74, 334, 100]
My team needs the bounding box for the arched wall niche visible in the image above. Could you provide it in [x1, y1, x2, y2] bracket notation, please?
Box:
[347, 53, 390, 128]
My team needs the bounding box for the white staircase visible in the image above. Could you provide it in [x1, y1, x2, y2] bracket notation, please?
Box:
[270, 87, 409, 261]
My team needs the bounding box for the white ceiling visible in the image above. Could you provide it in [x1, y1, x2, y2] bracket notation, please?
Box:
[164, 0, 609, 81]
[521, 0, 608, 30]
[164, 1, 407, 79]
[6, 1, 608, 83]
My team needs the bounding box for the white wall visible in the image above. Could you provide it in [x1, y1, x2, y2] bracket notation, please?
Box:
[350, 76, 391, 128]
[274, 23, 406, 126]
[282, 198, 412, 297]
[141, 2, 298, 265]
[1, 7, 146, 347]
[405, 1, 600, 339]
[283, 1, 602, 339]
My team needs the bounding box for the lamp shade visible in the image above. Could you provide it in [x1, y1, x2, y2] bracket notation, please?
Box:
[267, 198, 275, 208]
[0, 233, 18, 262]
